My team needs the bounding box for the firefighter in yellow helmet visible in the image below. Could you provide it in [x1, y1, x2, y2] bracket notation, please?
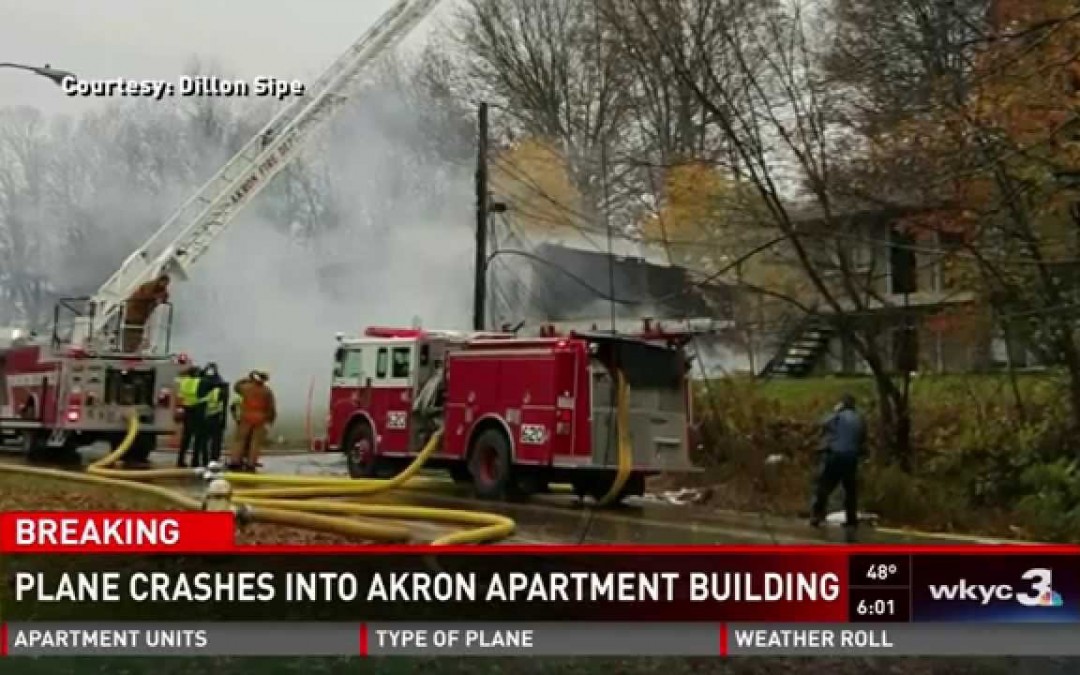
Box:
[228, 369, 275, 472]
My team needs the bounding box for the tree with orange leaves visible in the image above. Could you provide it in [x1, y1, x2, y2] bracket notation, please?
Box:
[953, 0, 1080, 429]
[641, 162, 768, 272]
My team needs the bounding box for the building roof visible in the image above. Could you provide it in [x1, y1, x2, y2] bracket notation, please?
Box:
[522, 243, 736, 322]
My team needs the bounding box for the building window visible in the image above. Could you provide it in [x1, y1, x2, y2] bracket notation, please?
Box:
[889, 230, 918, 294]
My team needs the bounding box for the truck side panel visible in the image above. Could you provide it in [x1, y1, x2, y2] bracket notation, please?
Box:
[447, 348, 575, 465]
[327, 386, 359, 451]
[498, 356, 557, 465]
[2, 346, 60, 426]
[443, 355, 503, 459]
[61, 359, 180, 434]
[369, 386, 413, 454]
[589, 359, 692, 472]
[555, 344, 593, 465]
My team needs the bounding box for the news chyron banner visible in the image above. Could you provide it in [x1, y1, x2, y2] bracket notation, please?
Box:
[2, 511, 1080, 658]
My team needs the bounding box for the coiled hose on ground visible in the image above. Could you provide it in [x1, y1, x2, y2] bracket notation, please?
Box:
[0, 420, 514, 545]
[0, 368, 634, 545]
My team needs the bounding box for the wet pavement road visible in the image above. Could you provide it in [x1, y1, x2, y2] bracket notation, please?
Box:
[156, 450, 1027, 547]
[3, 442, 1028, 546]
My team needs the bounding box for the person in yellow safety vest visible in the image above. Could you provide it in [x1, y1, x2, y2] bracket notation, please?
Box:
[228, 369, 275, 472]
[198, 363, 230, 465]
[175, 366, 205, 468]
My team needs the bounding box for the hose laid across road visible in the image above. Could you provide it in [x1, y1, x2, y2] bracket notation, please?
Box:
[0, 417, 515, 545]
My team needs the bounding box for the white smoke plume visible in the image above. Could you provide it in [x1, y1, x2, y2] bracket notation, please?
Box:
[170, 78, 475, 428]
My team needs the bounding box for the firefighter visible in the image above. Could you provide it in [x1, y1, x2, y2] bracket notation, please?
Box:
[199, 363, 230, 465]
[122, 274, 170, 352]
[228, 369, 275, 472]
[176, 365, 205, 468]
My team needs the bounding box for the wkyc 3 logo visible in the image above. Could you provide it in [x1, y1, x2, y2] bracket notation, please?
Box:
[928, 568, 1063, 607]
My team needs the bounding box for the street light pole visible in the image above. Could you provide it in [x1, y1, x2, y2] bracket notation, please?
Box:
[0, 62, 76, 86]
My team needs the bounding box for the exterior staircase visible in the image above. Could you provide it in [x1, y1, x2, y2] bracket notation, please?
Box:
[758, 315, 835, 379]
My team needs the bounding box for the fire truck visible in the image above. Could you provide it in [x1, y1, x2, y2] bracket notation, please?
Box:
[0, 305, 183, 460]
[324, 322, 699, 502]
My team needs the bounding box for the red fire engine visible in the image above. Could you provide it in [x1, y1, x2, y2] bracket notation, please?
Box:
[0, 301, 183, 460]
[323, 322, 698, 502]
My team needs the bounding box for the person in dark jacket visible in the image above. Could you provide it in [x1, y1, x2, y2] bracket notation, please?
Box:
[810, 393, 867, 542]
[199, 363, 230, 465]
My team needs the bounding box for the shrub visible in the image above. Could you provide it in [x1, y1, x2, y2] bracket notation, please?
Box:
[692, 373, 1075, 540]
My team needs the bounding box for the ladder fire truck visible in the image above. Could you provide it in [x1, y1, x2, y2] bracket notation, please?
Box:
[0, 0, 443, 458]
[324, 320, 701, 502]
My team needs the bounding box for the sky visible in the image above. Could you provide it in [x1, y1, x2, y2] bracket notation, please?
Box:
[0, 0, 454, 115]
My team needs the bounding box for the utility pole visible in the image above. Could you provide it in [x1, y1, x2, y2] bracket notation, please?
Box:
[473, 101, 490, 331]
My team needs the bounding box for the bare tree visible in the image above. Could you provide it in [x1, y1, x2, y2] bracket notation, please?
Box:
[607, 0, 926, 466]
[0, 107, 57, 328]
[825, 0, 990, 133]
[457, 0, 638, 224]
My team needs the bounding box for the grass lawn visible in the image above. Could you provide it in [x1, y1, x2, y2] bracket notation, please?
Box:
[720, 371, 1062, 411]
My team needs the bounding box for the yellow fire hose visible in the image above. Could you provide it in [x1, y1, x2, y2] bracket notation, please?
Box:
[0, 461, 203, 510]
[596, 368, 632, 507]
[0, 417, 514, 545]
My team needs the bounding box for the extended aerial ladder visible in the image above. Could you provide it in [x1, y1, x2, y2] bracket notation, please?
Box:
[68, 0, 442, 352]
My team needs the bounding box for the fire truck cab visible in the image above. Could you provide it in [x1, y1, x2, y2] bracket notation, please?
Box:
[0, 299, 183, 460]
[326, 325, 698, 502]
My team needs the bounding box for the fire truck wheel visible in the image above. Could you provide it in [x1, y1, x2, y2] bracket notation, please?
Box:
[468, 428, 514, 500]
[20, 430, 45, 459]
[343, 422, 380, 479]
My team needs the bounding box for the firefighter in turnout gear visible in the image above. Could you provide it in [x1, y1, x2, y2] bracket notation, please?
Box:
[228, 369, 275, 472]
[122, 274, 170, 352]
[176, 366, 205, 468]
